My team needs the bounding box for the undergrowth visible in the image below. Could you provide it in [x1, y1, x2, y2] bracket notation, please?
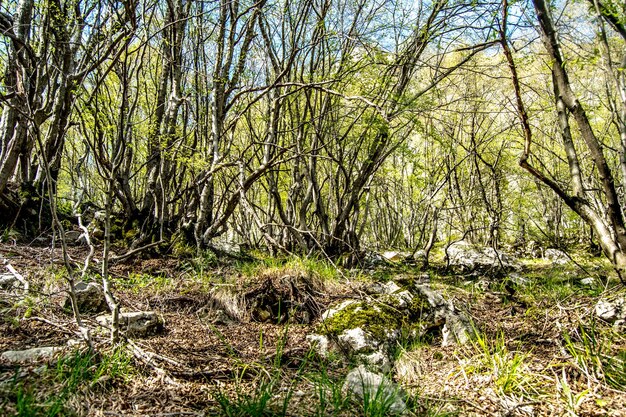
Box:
[0, 347, 132, 416]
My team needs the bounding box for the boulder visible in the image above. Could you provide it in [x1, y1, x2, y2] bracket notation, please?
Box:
[413, 284, 473, 346]
[447, 241, 517, 272]
[321, 299, 358, 320]
[580, 277, 595, 286]
[508, 273, 530, 287]
[97, 311, 163, 337]
[544, 248, 569, 265]
[0, 274, 19, 290]
[383, 251, 402, 262]
[359, 350, 392, 374]
[309, 279, 473, 374]
[64, 282, 108, 314]
[338, 327, 380, 353]
[63, 230, 83, 243]
[595, 298, 626, 323]
[306, 334, 332, 357]
[1, 346, 62, 363]
[343, 365, 408, 415]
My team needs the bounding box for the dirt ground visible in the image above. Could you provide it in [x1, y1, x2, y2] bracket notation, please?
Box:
[1, 242, 626, 416]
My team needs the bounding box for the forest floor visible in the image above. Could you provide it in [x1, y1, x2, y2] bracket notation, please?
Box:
[1, 241, 626, 416]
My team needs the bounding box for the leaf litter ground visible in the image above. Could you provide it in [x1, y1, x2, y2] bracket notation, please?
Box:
[1, 242, 626, 416]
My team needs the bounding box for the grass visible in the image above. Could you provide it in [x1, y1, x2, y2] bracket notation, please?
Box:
[113, 272, 173, 294]
[0, 347, 133, 416]
[455, 330, 539, 397]
[564, 323, 626, 390]
[235, 254, 341, 282]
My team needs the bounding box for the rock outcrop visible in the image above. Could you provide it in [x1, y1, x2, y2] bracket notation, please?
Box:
[308, 279, 473, 373]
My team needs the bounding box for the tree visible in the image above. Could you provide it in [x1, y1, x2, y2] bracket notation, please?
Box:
[501, 0, 626, 273]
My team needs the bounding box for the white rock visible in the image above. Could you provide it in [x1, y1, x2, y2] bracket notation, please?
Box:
[359, 350, 392, 374]
[383, 251, 402, 262]
[64, 282, 107, 314]
[447, 241, 517, 270]
[343, 365, 408, 415]
[382, 281, 402, 294]
[306, 334, 331, 357]
[596, 298, 625, 322]
[416, 284, 472, 346]
[322, 299, 358, 320]
[0, 274, 19, 289]
[544, 248, 569, 265]
[442, 313, 472, 346]
[580, 277, 595, 286]
[97, 311, 163, 337]
[508, 273, 530, 286]
[338, 327, 378, 353]
[1, 346, 62, 363]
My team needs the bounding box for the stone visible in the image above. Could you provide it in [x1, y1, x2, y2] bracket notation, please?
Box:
[338, 327, 379, 353]
[580, 277, 595, 286]
[442, 313, 472, 346]
[595, 298, 625, 322]
[0, 274, 19, 290]
[359, 350, 392, 374]
[343, 365, 408, 415]
[508, 273, 530, 287]
[1, 346, 62, 363]
[64, 230, 83, 242]
[209, 309, 237, 325]
[414, 284, 473, 346]
[307, 334, 332, 357]
[97, 311, 163, 337]
[447, 241, 517, 271]
[544, 248, 569, 265]
[383, 251, 402, 262]
[64, 282, 108, 314]
[363, 251, 386, 267]
[321, 299, 358, 320]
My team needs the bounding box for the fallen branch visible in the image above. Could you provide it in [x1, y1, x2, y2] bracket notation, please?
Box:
[1, 254, 29, 293]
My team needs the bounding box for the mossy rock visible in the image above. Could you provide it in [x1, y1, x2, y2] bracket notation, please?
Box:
[318, 294, 430, 342]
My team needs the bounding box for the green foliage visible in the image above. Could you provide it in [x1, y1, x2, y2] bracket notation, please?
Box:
[0, 348, 132, 416]
[115, 272, 172, 294]
[564, 324, 626, 390]
[236, 255, 340, 282]
[465, 331, 537, 396]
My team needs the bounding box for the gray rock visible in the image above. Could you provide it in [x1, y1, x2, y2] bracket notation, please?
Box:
[359, 350, 392, 374]
[306, 334, 332, 357]
[544, 248, 569, 265]
[338, 327, 379, 353]
[363, 251, 386, 267]
[414, 284, 473, 346]
[321, 299, 358, 320]
[209, 309, 237, 325]
[343, 365, 408, 415]
[595, 298, 625, 322]
[0, 274, 19, 290]
[64, 282, 108, 314]
[508, 273, 530, 287]
[580, 277, 595, 286]
[64, 230, 83, 242]
[1, 346, 62, 363]
[447, 241, 517, 271]
[97, 311, 163, 337]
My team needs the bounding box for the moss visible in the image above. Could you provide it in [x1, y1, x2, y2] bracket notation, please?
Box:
[407, 292, 430, 317]
[318, 286, 435, 346]
[318, 301, 404, 340]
